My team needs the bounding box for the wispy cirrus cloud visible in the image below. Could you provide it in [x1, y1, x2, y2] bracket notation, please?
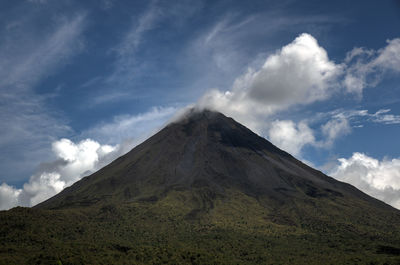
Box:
[344, 38, 400, 96]
[88, 0, 203, 106]
[27, 0, 49, 4]
[107, 0, 162, 84]
[0, 13, 86, 90]
[329, 108, 400, 125]
[0, 12, 87, 182]
[190, 11, 347, 80]
[100, 0, 115, 10]
[83, 106, 177, 145]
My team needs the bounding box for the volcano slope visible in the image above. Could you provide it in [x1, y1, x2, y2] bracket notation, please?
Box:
[1, 110, 400, 264]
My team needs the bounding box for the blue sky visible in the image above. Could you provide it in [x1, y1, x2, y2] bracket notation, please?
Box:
[1, 0, 400, 210]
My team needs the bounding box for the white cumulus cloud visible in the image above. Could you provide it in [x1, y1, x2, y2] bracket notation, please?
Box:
[0, 183, 22, 211]
[198, 33, 343, 132]
[330, 152, 400, 209]
[51, 139, 116, 185]
[0, 106, 178, 210]
[264, 116, 352, 157]
[0, 138, 117, 210]
[197, 33, 400, 158]
[267, 120, 315, 156]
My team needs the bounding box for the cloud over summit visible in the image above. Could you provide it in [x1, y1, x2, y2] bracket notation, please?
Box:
[196, 33, 349, 156]
[198, 33, 400, 133]
[198, 33, 343, 131]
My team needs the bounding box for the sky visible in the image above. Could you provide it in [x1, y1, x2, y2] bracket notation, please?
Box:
[1, 0, 400, 210]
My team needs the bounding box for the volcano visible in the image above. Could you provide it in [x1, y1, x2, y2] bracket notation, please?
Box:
[37, 110, 391, 211]
[1, 110, 400, 264]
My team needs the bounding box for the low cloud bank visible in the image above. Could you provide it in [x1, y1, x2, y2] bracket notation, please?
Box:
[330, 153, 400, 209]
[0, 138, 118, 210]
[0, 107, 176, 210]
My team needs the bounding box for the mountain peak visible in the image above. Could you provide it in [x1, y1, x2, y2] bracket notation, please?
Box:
[169, 108, 233, 128]
[37, 108, 388, 211]
[168, 108, 291, 158]
[177, 108, 220, 119]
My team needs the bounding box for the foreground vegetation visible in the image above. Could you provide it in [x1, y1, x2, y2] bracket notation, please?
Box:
[1, 188, 400, 264]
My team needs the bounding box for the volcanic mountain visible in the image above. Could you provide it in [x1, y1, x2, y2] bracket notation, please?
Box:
[1, 110, 400, 264]
[36, 109, 386, 210]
